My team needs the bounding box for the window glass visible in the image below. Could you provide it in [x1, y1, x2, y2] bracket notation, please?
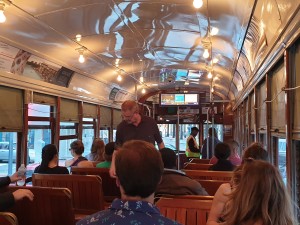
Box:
[158, 124, 176, 150]
[100, 129, 109, 144]
[179, 124, 199, 151]
[0, 132, 17, 176]
[59, 139, 77, 163]
[82, 124, 94, 155]
[113, 129, 116, 142]
[60, 122, 76, 136]
[28, 103, 50, 117]
[83, 118, 93, 122]
[278, 138, 287, 184]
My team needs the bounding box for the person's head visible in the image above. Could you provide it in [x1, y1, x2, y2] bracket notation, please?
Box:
[190, 127, 199, 137]
[104, 142, 115, 162]
[159, 148, 176, 169]
[38, 144, 58, 172]
[225, 139, 239, 155]
[242, 142, 268, 162]
[225, 160, 296, 225]
[214, 142, 231, 160]
[121, 100, 140, 125]
[208, 127, 217, 137]
[115, 140, 163, 198]
[90, 138, 105, 160]
[70, 140, 84, 156]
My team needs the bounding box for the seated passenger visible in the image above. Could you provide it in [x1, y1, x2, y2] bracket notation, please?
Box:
[65, 140, 93, 167]
[209, 143, 235, 171]
[77, 140, 181, 225]
[209, 139, 241, 166]
[224, 160, 296, 225]
[96, 142, 115, 168]
[201, 127, 221, 159]
[0, 173, 34, 211]
[86, 138, 105, 162]
[34, 144, 69, 174]
[156, 148, 208, 196]
[207, 142, 269, 225]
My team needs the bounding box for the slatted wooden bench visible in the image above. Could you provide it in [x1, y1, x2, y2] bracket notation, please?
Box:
[190, 159, 211, 164]
[7, 186, 75, 225]
[197, 180, 228, 196]
[71, 167, 120, 203]
[32, 174, 104, 217]
[156, 197, 213, 225]
[0, 212, 18, 225]
[183, 170, 233, 181]
[183, 163, 213, 170]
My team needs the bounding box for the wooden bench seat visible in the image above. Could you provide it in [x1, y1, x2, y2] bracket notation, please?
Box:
[190, 159, 211, 164]
[197, 180, 228, 196]
[32, 174, 105, 216]
[70, 167, 120, 203]
[183, 163, 213, 170]
[183, 170, 233, 181]
[7, 186, 75, 225]
[156, 197, 213, 225]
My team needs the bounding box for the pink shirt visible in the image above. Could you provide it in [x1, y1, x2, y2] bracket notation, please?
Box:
[209, 153, 242, 166]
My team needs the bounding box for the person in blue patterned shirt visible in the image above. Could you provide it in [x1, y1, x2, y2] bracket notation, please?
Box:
[76, 140, 181, 225]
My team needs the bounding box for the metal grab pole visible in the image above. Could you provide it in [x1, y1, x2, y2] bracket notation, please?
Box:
[206, 107, 209, 158]
[177, 106, 180, 170]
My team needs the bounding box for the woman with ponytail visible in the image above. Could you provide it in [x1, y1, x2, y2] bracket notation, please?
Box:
[34, 144, 69, 174]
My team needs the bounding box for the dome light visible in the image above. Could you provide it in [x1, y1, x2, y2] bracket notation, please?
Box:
[117, 74, 122, 82]
[193, 0, 203, 9]
[141, 88, 146, 94]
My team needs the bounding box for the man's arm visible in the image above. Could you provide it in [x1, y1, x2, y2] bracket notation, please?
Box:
[158, 141, 165, 150]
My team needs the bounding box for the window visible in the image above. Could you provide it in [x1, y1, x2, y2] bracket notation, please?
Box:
[0, 132, 17, 176]
[82, 118, 95, 154]
[278, 138, 287, 184]
[100, 128, 110, 144]
[203, 124, 223, 141]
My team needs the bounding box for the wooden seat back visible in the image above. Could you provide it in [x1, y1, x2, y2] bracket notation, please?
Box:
[32, 174, 104, 213]
[8, 186, 75, 225]
[0, 212, 18, 225]
[190, 159, 211, 164]
[156, 197, 212, 225]
[183, 170, 233, 181]
[183, 163, 212, 170]
[197, 180, 228, 196]
[71, 167, 120, 202]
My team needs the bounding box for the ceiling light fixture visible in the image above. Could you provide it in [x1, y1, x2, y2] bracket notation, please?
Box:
[75, 34, 82, 42]
[117, 74, 122, 82]
[203, 48, 210, 59]
[210, 27, 219, 36]
[139, 75, 144, 83]
[211, 86, 214, 93]
[212, 57, 219, 64]
[141, 88, 146, 94]
[207, 71, 213, 79]
[193, 0, 203, 8]
[0, 0, 11, 23]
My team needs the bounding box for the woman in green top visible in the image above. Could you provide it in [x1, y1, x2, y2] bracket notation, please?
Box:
[96, 142, 115, 168]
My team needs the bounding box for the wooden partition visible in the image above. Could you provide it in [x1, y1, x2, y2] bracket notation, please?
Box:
[7, 186, 75, 225]
[156, 197, 212, 225]
[71, 167, 121, 202]
[32, 174, 104, 215]
[183, 170, 233, 181]
[197, 180, 228, 196]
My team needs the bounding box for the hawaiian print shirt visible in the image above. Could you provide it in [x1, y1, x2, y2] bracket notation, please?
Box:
[76, 199, 181, 225]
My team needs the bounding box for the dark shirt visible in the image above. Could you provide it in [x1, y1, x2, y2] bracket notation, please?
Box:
[34, 166, 69, 174]
[70, 156, 88, 167]
[116, 116, 163, 146]
[188, 137, 200, 153]
[201, 137, 221, 159]
[0, 176, 15, 211]
[156, 169, 208, 196]
[76, 199, 181, 225]
[209, 159, 235, 171]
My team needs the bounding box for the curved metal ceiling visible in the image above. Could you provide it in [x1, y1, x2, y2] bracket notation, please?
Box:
[0, 0, 298, 104]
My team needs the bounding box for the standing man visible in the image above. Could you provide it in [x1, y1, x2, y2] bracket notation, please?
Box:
[186, 127, 201, 158]
[116, 100, 165, 149]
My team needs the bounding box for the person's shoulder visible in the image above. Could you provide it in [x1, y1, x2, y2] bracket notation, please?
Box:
[157, 216, 181, 225]
[76, 210, 110, 225]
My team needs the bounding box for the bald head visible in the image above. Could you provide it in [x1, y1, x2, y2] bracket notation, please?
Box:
[121, 100, 139, 113]
[115, 140, 163, 198]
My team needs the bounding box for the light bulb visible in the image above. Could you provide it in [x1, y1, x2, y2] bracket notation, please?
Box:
[78, 54, 85, 63]
[0, 10, 6, 23]
[207, 71, 213, 79]
[193, 0, 203, 8]
[142, 88, 146, 94]
[140, 76, 144, 82]
[203, 48, 209, 58]
[76, 34, 82, 42]
[117, 74, 122, 81]
[210, 27, 219, 36]
[212, 57, 219, 64]
[211, 87, 214, 93]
